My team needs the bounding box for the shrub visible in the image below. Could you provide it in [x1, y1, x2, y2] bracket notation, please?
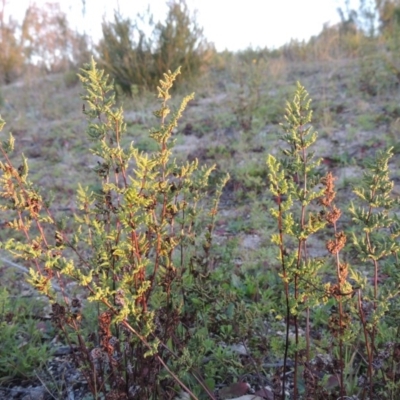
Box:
[0, 59, 228, 398]
[97, 0, 210, 95]
[97, 12, 156, 95]
[267, 82, 400, 399]
[152, 0, 209, 85]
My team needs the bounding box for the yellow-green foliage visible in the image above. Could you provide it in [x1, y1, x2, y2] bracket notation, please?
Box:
[0, 59, 228, 398]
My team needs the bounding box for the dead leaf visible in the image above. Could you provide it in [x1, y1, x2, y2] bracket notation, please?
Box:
[219, 382, 250, 399]
[254, 386, 274, 399]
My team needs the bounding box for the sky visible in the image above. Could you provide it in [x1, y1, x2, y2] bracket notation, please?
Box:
[5, 0, 361, 52]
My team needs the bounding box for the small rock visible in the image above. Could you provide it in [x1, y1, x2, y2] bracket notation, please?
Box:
[174, 391, 190, 400]
[21, 386, 45, 400]
[241, 234, 261, 250]
[53, 345, 73, 356]
[230, 343, 249, 356]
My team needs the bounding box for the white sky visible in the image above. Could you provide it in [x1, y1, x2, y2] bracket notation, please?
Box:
[6, 0, 361, 51]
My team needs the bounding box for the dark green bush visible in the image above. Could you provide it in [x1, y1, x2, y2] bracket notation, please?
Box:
[153, 0, 209, 84]
[97, 12, 155, 94]
[97, 0, 210, 95]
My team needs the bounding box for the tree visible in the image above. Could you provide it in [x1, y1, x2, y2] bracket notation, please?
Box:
[0, 0, 25, 83]
[375, 0, 400, 35]
[97, 0, 211, 95]
[153, 0, 210, 83]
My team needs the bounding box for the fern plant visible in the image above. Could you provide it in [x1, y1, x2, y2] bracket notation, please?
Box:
[0, 59, 227, 399]
[267, 82, 400, 400]
[267, 82, 328, 398]
[349, 147, 400, 399]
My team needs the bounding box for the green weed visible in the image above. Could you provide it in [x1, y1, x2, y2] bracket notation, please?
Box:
[0, 287, 53, 383]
